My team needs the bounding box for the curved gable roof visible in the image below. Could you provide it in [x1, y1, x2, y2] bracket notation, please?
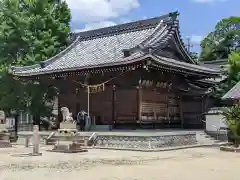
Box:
[10, 11, 217, 77]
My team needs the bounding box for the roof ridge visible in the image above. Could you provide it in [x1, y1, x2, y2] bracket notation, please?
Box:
[201, 59, 228, 64]
[173, 20, 197, 64]
[126, 20, 170, 54]
[75, 13, 174, 41]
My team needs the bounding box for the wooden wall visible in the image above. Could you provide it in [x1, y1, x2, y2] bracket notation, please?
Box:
[55, 69, 207, 129]
[59, 85, 113, 125]
[57, 71, 139, 126]
[90, 87, 113, 125]
[114, 88, 138, 123]
[181, 95, 205, 129]
[140, 88, 181, 127]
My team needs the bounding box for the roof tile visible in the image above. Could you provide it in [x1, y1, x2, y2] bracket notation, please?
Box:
[222, 81, 240, 100]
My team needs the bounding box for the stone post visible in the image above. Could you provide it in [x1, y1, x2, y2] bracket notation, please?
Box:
[32, 125, 42, 156]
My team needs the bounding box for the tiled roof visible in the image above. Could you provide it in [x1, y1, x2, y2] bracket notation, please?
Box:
[200, 59, 228, 71]
[222, 81, 240, 100]
[10, 11, 220, 77]
[153, 55, 220, 75]
[11, 29, 153, 75]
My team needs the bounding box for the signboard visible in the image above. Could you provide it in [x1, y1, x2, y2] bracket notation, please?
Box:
[85, 84, 105, 94]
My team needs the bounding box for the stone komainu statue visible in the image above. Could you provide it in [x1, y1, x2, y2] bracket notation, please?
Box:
[60, 107, 76, 123]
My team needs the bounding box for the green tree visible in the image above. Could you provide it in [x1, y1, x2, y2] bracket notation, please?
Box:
[222, 104, 240, 145]
[215, 50, 240, 100]
[199, 16, 240, 61]
[0, 0, 71, 128]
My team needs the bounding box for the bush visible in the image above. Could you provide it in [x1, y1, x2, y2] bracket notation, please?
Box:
[222, 104, 240, 146]
[235, 121, 240, 136]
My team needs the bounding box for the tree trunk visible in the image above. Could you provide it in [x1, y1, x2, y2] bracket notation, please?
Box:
[14, 113, 19, 141]
[227, 129, 234, 144]
[33, 114, 41, 131]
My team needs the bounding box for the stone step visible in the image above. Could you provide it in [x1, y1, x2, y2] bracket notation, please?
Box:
[196, 131, 226, 146]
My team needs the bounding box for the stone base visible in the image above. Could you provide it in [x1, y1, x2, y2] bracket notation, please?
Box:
[93, 133, 197, 150]
[49, 142, 87, 153]
[220, 145, 240, 153]
[60, 122, 77, 130]
[0, 133, 11, 148]
[58, 122, 77, 134]
[58, 129, 78, 134]
[0, 124, 8, 132]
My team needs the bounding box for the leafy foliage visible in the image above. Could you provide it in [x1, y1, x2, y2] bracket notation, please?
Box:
[215, 51, 240, 99]
[222, 104, 240, 128]
[199, 16, 240, 61]
[222, 104, 240, 145]
[0, 0, 71, 125]
[228, 51, 240, 75]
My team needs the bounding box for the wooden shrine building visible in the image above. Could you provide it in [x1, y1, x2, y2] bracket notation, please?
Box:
[10, 12, 221, 129]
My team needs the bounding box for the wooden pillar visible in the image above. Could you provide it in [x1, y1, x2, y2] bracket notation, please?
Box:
[137, 86, 142, 121]
[153, 89, 157, 120]
[57, 94, 62, 129]
[201, 95, 205, 129]
[179, 95, 184, 129]
[204, 95, 209, 113]
[111, 85, 116, 128]
[203, 95, 208, 129]
[136, 86, 140, 121]
[167, 93, 170, 127]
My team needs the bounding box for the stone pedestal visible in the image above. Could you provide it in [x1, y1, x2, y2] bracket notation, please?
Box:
[51, 141, 87, 153]
[49, 123, 87, 153]
[58, 122, 77, 134]
[0, 130, 12, 148]
[0, 124, 8, 133]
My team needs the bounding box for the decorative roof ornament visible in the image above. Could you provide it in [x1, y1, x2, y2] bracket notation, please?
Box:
[122, 49, 130, 57]
[169, 11, 179, 21]
[148, 47, 153, 54]
[39, 62, 45, 68]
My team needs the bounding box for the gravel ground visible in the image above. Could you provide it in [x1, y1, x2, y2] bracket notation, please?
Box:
[0, 145, 240, 180]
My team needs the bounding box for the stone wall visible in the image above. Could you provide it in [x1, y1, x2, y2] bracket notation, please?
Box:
[205, 107, 227, 132]
[93, 133, 197, 150]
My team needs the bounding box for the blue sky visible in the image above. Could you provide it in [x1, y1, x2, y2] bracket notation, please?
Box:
[66, 0, 240, 52]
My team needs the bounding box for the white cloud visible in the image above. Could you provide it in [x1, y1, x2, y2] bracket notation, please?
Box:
[119, 18, 131, 24]
[192, 0, 227, 3]
[81, 21, 117, 31]
[65, 0, 139, 23]
[190, 35, 203, 44]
